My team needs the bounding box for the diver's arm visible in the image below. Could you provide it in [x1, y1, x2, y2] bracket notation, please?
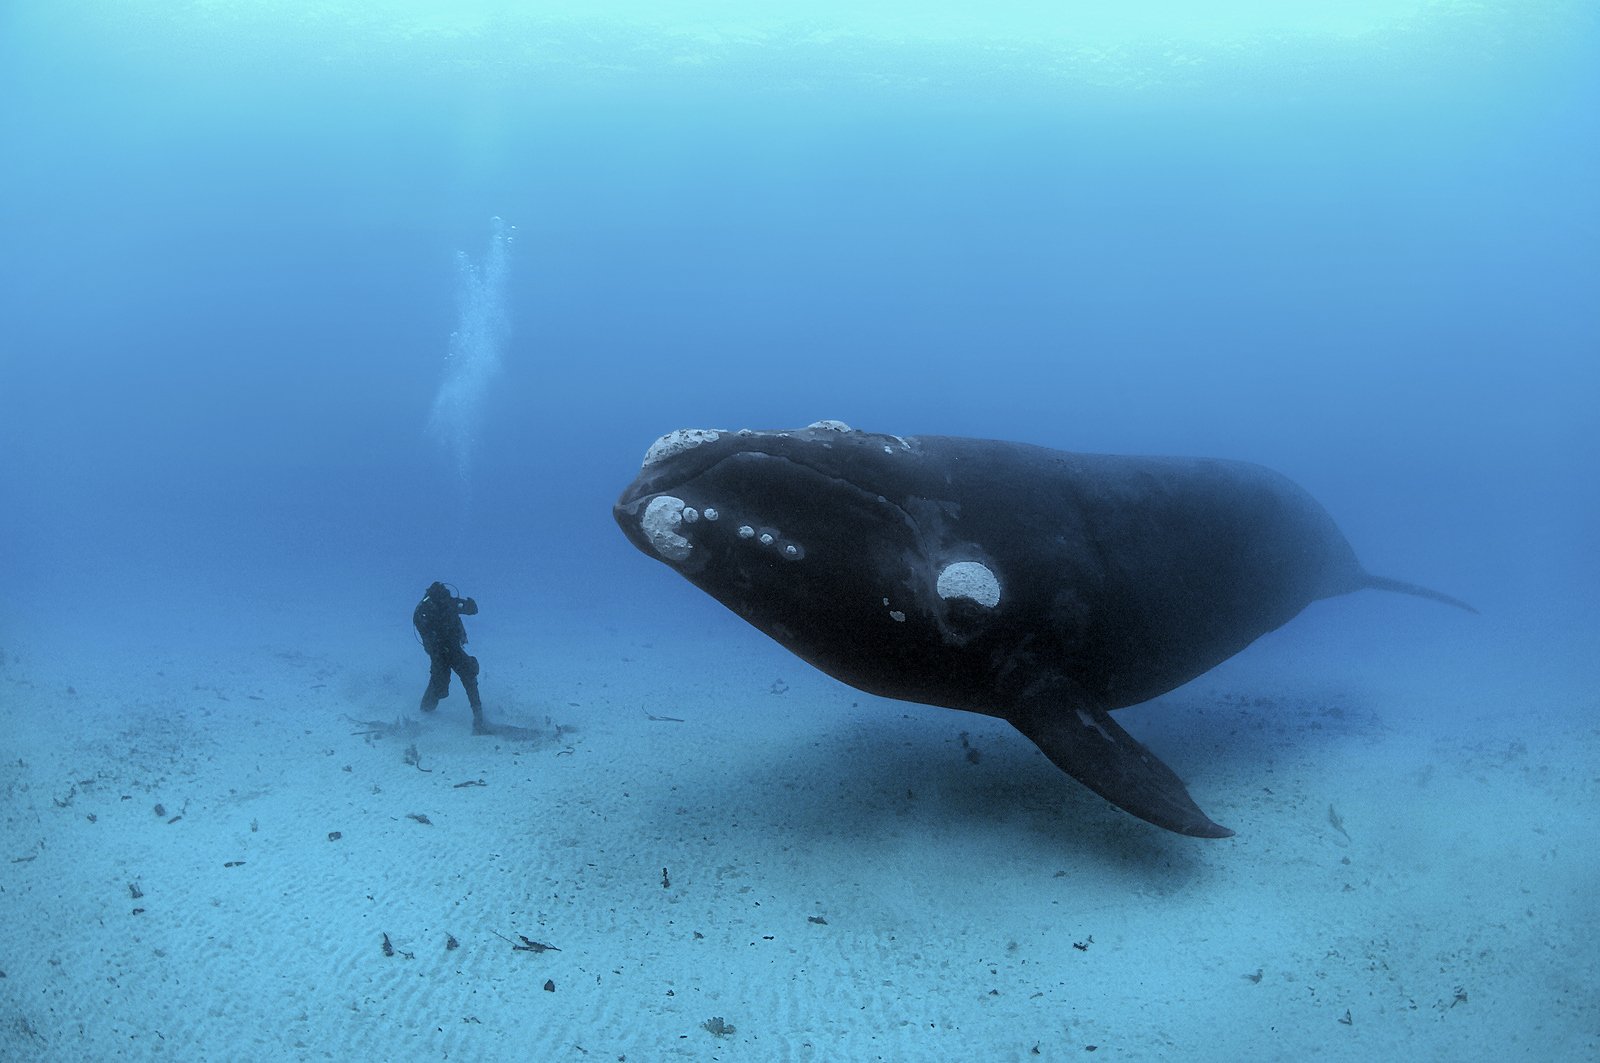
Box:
[458, 597, 479, 616]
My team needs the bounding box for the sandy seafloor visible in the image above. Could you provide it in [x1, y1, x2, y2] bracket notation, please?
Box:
[1, 597, 1595, 1062]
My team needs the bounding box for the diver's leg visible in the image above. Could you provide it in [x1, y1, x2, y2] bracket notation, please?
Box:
[420, 654, 451, 712]
[455, 651, 487, 734]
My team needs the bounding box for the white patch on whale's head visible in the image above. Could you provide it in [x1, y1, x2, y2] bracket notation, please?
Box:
[642, 428, 722, 468]
[936, 560, 1001, 608]
[641, 496, 693, 562]
[806, 419, 854, 432]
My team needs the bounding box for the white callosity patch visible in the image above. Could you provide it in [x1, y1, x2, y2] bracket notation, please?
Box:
[642, 428, 721, 468]
[936, 561, 1001, 608]
[703, 507, 719, 521]
[807, 419, 854, 432]
[731, 519, 803, 560]
[641, 496, 693, 562]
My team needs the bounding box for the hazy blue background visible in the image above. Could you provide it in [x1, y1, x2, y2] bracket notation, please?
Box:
[2, 0, 1595, 657]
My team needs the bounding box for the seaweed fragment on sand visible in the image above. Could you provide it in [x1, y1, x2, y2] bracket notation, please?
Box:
[491, 930, 560, 954]
[1327, 803, 1351, 843]
[343, 715, 421, 740]
[402, 744, 432, 773]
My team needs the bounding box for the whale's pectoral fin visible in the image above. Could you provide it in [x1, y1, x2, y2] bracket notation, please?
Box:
[1009, 698, 1234, 839]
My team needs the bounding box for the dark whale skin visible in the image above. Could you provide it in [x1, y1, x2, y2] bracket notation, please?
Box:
[614, 421, 1472, 838]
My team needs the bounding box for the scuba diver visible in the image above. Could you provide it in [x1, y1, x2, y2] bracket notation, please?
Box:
[413, 581, 488, 734]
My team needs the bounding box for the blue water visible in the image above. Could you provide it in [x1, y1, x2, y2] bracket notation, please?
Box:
[4, 2, 1595, 651]
[0, 4, 1596, 1055]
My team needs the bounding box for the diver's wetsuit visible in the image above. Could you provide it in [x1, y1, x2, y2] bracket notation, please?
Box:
[413, 583, 484, 731]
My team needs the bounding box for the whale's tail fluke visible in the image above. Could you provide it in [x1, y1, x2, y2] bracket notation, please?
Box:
[1361, 573, 1479, 614]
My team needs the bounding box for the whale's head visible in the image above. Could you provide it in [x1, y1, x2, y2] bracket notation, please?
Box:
[613, 421, 1007, 703]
